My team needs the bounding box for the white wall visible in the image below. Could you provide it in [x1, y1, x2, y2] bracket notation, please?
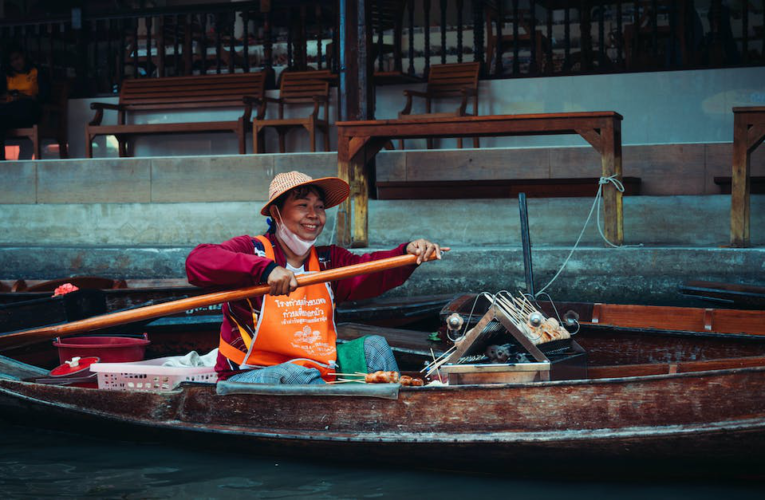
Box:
[68, 66, 765, 159]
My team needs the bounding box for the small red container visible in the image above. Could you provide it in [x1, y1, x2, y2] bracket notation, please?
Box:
[53, 334, 150, 364]
[45, 356, 101, 388]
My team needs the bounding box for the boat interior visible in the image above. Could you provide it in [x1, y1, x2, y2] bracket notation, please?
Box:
[3, 290, 765, 389]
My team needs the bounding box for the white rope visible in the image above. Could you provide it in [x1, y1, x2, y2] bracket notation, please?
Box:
[535, 175, 626, 297]
[596, 176, 625, 249]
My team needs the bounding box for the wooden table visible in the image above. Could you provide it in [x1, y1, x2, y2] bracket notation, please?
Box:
[731, 107, 765, 247]
[336, 112, 624, 247]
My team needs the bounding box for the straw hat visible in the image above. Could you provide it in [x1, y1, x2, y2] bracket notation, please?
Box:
[261, 171, 350, 216]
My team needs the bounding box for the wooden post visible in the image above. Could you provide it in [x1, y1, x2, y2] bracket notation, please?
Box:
[337, 135, 352, 247]
[351, 156, 369, 248]
[338, 0, 375, 248]
[731, 112, 751, 247]
[730, 108, 765, 247]
[601, 119, 624, 246]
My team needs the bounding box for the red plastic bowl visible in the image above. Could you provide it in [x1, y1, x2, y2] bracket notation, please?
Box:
[53, 334, 150, 364]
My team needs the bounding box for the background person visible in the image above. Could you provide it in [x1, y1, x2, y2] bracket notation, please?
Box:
[0, 42, 49, 160]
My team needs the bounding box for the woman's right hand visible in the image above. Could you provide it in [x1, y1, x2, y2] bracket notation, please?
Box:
[267, 266, 298, 296]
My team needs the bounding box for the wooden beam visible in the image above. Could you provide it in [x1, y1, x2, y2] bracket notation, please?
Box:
[748, 124, 765, 152]
[575, 128, 602, 154]
[348, 136, 373, 164]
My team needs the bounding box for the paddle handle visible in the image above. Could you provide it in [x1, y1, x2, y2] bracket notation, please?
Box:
[0, 253, 426, 351]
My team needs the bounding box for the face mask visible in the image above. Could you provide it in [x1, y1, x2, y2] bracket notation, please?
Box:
[275, 208, 317, 256]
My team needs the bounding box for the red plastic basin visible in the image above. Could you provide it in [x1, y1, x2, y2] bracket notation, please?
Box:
[53, 334, 150, 364]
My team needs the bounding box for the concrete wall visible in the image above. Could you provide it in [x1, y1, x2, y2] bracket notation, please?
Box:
[33, 65, 765, 159]
[2, 147, 763, 203]
[1, 196, 764, 248]
[2, 150, 763, 302]
[1, 243, 762, 306]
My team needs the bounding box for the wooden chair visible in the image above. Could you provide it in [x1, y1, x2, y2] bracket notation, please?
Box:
[398, 62, 481, 149]
[5, 83, 69, 159]
[485, 2, 548, 75]
[252, 70, 331, 154]
[86, 72, 266, 157]
[622, 0, 691, 69]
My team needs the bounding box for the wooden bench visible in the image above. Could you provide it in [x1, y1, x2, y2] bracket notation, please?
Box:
[731, 106, 765, 247]
[253, 70, 331, 154]
[85, 73, 266, 158]
[714, 176, 765, 195]
[336, 112, 624, 247]
[5, 83, 69, 159]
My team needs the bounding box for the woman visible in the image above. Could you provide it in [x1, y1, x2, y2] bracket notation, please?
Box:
[186, 171, 447, 384]
[0, 42, 49, 160]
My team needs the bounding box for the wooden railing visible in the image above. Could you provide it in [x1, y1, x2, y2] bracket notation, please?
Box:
[0, 0, 762, 97]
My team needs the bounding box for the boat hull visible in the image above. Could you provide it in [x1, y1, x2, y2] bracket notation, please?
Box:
[2, 365, 765, 473]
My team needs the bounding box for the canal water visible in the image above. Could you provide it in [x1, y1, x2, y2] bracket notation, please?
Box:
[1, 424, 763, 499]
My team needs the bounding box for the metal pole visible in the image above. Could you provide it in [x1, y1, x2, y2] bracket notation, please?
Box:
[518, 193, 535, 296]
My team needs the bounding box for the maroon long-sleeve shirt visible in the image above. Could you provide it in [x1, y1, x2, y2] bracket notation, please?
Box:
[185, 233, 416, 379]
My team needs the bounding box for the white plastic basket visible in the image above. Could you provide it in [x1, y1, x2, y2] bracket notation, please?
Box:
[90, 357, 218, 392]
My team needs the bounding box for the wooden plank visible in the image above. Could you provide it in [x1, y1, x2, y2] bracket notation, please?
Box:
[592, 303, 765, 336]
[337, 112, 623, 127]
[595, 303, 708, 332]
[339, 116, 618, 138]
[712, 309, 765, 335]
[588, 355, 765, 379]
[88, 122, 240, 135]
[123, 81, 265, 93]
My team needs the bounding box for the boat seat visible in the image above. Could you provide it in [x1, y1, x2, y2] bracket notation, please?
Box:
[216, 381, 400, 399]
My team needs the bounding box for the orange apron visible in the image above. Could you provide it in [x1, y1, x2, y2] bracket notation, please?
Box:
[219, 235, 337, 379]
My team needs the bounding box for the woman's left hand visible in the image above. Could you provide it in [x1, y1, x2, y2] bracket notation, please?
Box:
[406, 239, 450, 265]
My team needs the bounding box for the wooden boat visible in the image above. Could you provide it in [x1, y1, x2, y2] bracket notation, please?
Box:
[2, 302, 765, 477]
[442, 293, 765, 337]
[680, 280, 765, 309]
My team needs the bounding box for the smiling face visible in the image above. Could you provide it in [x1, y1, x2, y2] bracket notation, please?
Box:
[271, 186, 326, 241]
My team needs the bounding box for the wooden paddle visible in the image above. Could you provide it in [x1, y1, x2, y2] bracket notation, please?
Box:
[0, 253, 435, 351]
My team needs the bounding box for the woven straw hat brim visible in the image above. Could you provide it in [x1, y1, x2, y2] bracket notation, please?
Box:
[261, 176, 350, 215]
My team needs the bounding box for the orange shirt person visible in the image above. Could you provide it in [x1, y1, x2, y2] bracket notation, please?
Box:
[0, 43, 49, 160]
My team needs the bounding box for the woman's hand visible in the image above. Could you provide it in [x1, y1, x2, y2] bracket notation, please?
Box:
[267, 266, 298, 296]
[406, 239, 450, 265]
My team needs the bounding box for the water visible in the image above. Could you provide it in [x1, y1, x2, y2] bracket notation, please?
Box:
[1, 425, 763, 499]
